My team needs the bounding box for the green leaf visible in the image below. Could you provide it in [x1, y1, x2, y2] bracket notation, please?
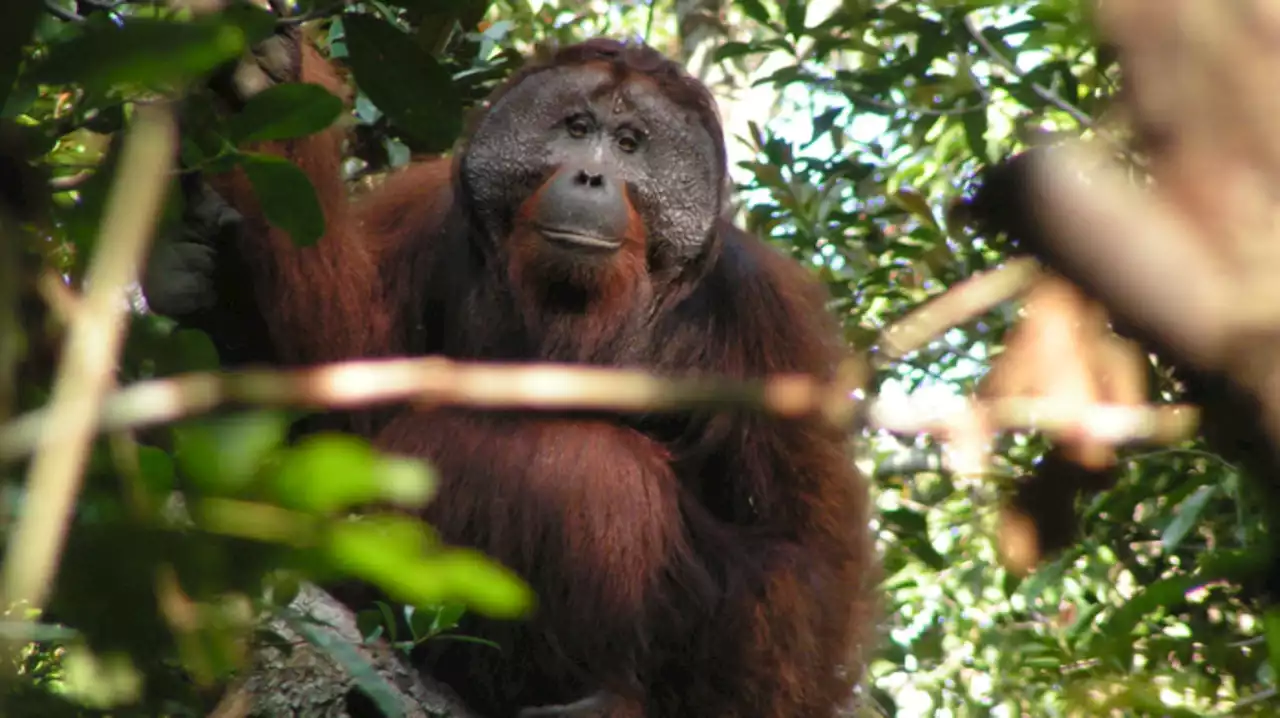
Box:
[342, 14, 463, 152]
[1160, 484, 1217, 553]
[218, 2, 279, 47]
[155, 328, 221, 375]
[407, 602, 466, 641]
[374, 455, 438, 508]
[810, 107, 843, 144]
[881, 508, 946, 570]
[24, 16, 247, 94]
[267, 572, 302, 608]
[1265, 607, 1280, 687]
[229, 82, 345, 144]
[783, 0, 806, 36]
[430, 603, 466, 633]
[713, 42, 761, 63]
[173, 411, 291, 494]
[961, 104, 990, 164]
[420, 549, 536, 619]
[236, 151, 326, 246]
[0, 0, 40, 112]
[375, 601, 399, 643]
[135, 445, 176, 496]
[426, 633, 501, 650]
[355, 609, 386, 643]
[268, 434, 435, 514]
[881, 507, 928, 536]
[737, 0, 773, 25]
[285, 610, 407, 718]
[889, 188, 939, 230]
[1100, 552, 1250, 660]
[324, 517, 533, 619]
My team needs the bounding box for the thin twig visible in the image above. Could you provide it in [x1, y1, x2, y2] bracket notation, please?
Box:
[276, 0, 348, 26]
[519, 691, 620, 717]
[49, 171, 95, 191]
[0, 102, 177, 611]
[875, 256, 1042, 364]
[1234, 687, 1278, 709]
[845, 90, 993, 118]
[43, 0, 84, 23]
[869, 395, 1197, 446]
[963, 15, 1095, 128]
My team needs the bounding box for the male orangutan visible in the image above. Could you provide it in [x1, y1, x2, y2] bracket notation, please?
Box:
[144, 24, 878, 718]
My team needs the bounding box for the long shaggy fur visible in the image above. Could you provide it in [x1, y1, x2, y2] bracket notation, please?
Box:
[200, 36, 878, 718]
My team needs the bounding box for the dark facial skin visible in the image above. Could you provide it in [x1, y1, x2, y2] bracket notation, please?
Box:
[461, 64, 725, 268]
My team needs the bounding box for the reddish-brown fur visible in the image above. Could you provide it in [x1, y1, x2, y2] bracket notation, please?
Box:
[204, 36, 877, 718]
[505, 170, 652, 351]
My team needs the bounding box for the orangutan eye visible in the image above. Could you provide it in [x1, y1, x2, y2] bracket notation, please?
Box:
[616, 131, 641, 154]
[566, 115, 592, 138]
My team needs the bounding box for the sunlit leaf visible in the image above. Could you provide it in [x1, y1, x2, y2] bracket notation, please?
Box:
[268, 433, 435, 514]
[890, 188, 939, 230]
[324, 517, 532, 619]
[1160, 484, 1217, 553]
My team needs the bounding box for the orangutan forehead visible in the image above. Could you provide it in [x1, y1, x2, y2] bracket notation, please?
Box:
[494, 63, 716, 137]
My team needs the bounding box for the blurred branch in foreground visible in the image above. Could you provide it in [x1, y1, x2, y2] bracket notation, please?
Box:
[0, 355, 1198, 464]
[0, 102, 177, 612]
[991, 0, 1280, 521]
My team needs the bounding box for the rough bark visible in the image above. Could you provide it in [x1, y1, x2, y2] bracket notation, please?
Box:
[226, 584, 475, 718]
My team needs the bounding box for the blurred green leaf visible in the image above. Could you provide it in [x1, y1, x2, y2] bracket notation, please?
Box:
[156, 328, 221, 375]
[229, 82, 346, 144]
[60, 648, 143, 709]
[324, 517, 532, 619]
[236, 151, 327, 246]
[1265, 607, 1280, 689]
[889, 188, 939, 230]
[783, 1, 806, 37]
[173, 411, 291, 494]
[342, 14, 463, 152]
[135, 445, 176, 496]
[714, 41, 762, 63]
[24, 16, 248, 93]
[961, 104, 990, 163]
[737, 0, 773, 26]
[0, 0, 40, 111]
[268, 433, 435, 514]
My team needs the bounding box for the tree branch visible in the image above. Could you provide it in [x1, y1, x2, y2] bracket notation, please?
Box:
[0, 356, 1197, 463]
[963, 15, 1095, 128]
[0, 101, 177, 611]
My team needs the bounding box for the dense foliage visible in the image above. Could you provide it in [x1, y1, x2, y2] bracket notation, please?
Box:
[1, 1, 1275, 716]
